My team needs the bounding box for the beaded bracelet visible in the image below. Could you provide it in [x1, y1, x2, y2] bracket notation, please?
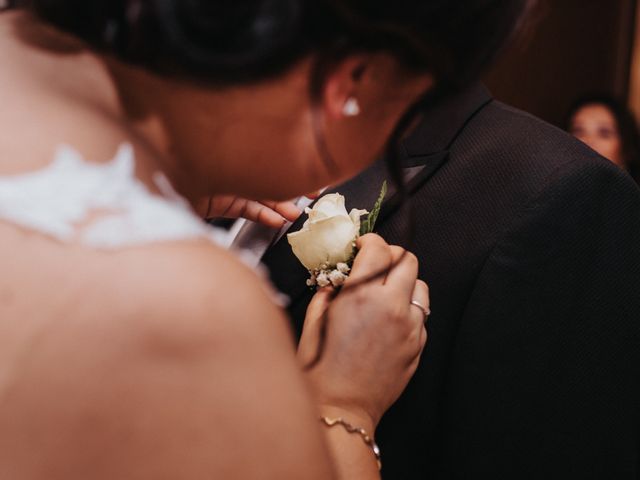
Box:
[320, 416, 382, 470]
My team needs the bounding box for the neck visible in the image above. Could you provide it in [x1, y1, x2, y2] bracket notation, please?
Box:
[105, 61, 213, 205]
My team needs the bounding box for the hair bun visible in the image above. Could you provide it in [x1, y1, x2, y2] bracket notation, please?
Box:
[150, 0, 306, 82]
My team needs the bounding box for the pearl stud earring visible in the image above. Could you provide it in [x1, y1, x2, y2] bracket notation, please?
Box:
[342, 97, 361, 117]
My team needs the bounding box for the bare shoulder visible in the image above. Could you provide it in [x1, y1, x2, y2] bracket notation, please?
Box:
[8, 240, 334, 478]
[95, 239, 295, 357]
[77, 241, 295, 376]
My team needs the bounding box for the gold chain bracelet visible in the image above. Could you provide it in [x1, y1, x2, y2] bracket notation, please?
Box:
[320, 416, 382, 470]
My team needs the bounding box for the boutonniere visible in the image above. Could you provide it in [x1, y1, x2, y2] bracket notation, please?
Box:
[287, 182, 387, 288]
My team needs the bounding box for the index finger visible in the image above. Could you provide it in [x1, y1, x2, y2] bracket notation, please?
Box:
[259, 200, 302, 222]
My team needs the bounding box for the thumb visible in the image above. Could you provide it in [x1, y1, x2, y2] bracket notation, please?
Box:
[297, 287, 335, 365]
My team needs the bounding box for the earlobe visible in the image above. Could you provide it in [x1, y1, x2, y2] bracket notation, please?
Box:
[321, 56, 369, 120]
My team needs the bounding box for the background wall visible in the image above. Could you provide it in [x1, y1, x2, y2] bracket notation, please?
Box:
[484, 0, 637, 128]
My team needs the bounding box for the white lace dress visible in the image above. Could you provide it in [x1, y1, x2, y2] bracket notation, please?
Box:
[0, 143, 226, 248]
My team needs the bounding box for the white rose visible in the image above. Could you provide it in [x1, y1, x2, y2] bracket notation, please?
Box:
[287, 193, 367, 271]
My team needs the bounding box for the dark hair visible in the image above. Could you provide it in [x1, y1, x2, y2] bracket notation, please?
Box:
[23, 0, 535, 89]
[566, 94, 640, 182]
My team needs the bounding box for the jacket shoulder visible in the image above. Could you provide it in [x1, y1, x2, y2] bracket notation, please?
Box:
[477, 101, 603, 166]
[450, 99, 636, 197]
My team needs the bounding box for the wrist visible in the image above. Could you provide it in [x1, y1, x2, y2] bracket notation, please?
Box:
[318, 410, 382, 472]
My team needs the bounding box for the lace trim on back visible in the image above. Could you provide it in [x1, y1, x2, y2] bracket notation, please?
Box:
[0, 143, 224, 248]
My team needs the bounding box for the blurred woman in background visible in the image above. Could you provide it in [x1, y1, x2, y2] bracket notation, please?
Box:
[567, 94, 640, 182]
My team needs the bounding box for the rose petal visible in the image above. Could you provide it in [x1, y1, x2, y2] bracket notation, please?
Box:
[348, 208, 368, 232]
[307, 193, 349, 222]
[287, 215, 357, 270]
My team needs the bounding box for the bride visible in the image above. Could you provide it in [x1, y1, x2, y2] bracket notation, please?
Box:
[0, 1, 531, 478]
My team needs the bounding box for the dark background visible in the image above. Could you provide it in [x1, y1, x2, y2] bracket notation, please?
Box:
[485, 0, 638, 128]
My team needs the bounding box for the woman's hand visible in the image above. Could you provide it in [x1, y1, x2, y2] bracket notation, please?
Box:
[298, 234, 429, 430]
[198, 195, 302, 228]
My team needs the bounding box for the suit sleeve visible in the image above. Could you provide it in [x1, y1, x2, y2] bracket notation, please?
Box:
[442, 159, 640, 478]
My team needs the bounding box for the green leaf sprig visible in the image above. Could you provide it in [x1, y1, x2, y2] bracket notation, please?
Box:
[359, 181, 387, 235]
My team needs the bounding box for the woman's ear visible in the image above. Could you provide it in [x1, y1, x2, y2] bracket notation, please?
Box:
[321, 54, 435, 122]
[321, 55, 370, 120]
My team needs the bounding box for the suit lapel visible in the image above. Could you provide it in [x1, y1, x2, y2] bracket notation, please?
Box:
[372, 151, 449, 225]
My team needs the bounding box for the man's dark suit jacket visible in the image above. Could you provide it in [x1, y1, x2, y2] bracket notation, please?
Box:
[262, 84, 640, 479]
